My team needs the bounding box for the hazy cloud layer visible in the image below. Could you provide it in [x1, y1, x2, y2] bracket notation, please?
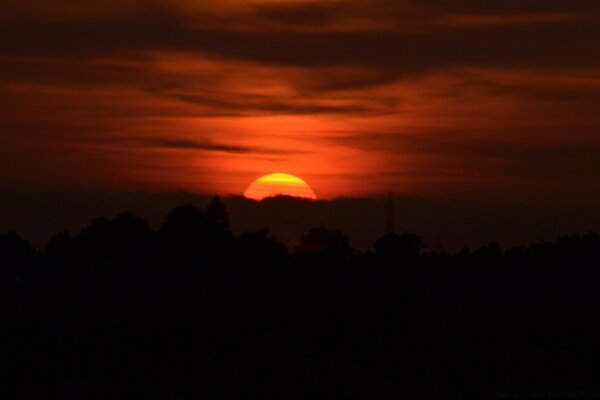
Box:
[1, 0, 600, 205]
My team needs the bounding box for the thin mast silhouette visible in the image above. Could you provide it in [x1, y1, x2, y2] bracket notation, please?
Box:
[386, 191, 395, 233]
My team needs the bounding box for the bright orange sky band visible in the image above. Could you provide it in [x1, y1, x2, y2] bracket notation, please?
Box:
[2, 1, 600, 206]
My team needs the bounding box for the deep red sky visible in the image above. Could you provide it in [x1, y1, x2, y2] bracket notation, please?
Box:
[2, 0, 600, 205]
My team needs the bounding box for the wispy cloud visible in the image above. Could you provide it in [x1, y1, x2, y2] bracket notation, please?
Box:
[150, 138, 299, 155]
[1, 0, 600, 205]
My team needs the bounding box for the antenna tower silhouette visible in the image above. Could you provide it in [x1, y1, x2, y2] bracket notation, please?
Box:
[386, 191, 395, 233]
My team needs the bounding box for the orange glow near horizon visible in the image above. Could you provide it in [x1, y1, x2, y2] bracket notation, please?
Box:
[243, 173, 317, 200]
[3, 1, 600, 206]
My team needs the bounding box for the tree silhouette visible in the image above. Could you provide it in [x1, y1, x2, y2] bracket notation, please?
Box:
[238, 229, 288, 267]
[206, 195, 230, 232]
[0, 232, 34, 284]
[374, 232, 426, 264]
[2, 200, 600, 398]
[295, 226, 353, 263]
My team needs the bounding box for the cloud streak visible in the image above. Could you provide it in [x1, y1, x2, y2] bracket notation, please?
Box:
[150, 138, 299, 155]
[1, 0, 600, 205]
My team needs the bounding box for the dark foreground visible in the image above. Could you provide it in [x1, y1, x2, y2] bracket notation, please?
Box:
[3, 198, 600, 398]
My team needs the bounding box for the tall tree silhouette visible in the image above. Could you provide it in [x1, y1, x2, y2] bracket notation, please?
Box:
[206, 195, 230, 232]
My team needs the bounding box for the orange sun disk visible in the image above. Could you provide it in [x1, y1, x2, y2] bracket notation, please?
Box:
[243, 173, 317, 200]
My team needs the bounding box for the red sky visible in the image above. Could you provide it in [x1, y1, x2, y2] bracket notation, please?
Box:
[2, 0, 600, 205]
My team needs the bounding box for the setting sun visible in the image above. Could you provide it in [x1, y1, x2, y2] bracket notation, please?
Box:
[243, 173, 317, 200]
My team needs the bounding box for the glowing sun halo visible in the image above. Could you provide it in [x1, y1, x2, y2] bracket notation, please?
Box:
[244, 173, 317, 200]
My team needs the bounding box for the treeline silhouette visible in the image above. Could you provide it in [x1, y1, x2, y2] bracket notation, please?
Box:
[3, 197, 600, 398]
